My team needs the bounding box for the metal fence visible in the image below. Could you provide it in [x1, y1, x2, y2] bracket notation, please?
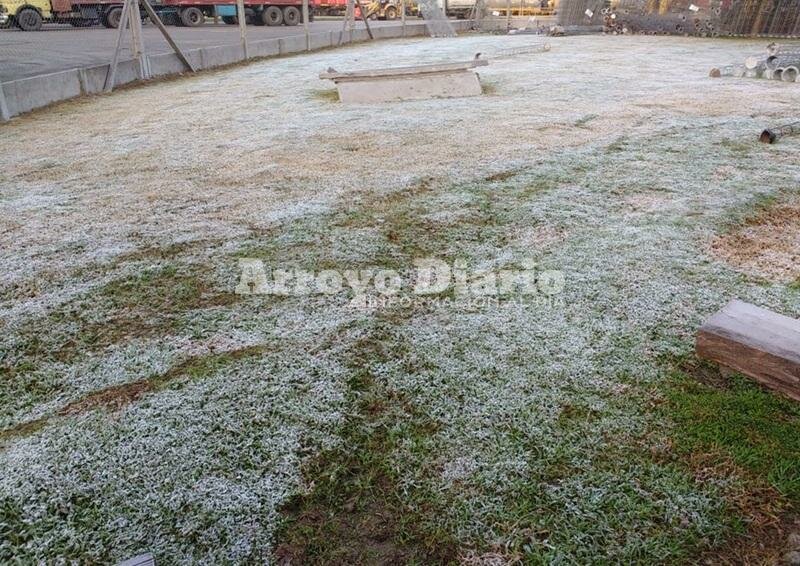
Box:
[558, 0, 800, 37]
[0, 0, 459, 120]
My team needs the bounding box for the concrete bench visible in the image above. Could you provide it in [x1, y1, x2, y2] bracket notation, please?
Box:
[319, 57, 488, 103]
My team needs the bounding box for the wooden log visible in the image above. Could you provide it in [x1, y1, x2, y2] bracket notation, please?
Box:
[696, 300, 800, 402]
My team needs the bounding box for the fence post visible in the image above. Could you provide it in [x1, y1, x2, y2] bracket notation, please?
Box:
[236, 0, 249, 59]
[302, 0, 310, 50]
[0, 82, 10, 122]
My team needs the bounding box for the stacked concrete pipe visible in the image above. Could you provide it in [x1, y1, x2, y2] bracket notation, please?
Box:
[711, 44, 800, 83]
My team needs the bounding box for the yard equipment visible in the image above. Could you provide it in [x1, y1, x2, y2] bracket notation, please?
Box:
[354, 0, 417, 19]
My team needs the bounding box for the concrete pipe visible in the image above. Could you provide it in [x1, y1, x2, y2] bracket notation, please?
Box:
[782, 66, 799, 82]
[766, 54, 800, 70]
[744, 56, 765, 71]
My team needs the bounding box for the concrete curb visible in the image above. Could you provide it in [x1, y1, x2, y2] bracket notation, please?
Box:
[0, 20, 473, 121]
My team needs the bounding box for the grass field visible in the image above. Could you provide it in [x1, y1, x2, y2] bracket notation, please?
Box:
[0, 34, 799, 563]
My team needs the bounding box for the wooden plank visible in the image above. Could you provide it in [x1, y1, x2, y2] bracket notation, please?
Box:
[104, 0, 132, 92]
[696, 299, 800, 402]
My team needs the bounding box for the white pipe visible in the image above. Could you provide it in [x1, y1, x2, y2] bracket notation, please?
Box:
[781, 66, 799, 82]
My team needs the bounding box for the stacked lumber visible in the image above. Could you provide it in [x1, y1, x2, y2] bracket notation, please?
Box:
[696, 300, 800, 402]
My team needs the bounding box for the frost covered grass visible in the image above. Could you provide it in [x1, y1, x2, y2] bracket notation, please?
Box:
[1, 34, 799, 563]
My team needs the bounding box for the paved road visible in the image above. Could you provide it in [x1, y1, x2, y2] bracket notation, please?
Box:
[0, 18, 417, 82]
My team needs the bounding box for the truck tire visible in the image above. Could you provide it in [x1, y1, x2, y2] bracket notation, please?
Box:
[262, 5, 282, 25]
[282, 6, 300, 25]
[180, 6, 205, 26]
[16, 7, 43, 30]
[383, 5, 397, 19]
[222, 15, 237, 24]
[102, 6, 122, 28]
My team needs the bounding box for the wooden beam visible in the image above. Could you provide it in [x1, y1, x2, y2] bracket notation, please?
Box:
[354, 0, 374, 39]
[104, 0, 132, 92]
[696, 300, 800, 402]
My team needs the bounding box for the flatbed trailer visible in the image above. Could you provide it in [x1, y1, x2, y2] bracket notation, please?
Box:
[156, 0, 313, 27]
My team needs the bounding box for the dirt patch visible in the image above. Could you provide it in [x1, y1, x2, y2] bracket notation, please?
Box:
[694, 462, 798, 566]
[710, 196, 800, 284]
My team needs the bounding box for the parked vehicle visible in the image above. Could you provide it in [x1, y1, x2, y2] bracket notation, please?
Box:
[159, 0, 313, 27]
[212, 0, 313, 27]
[0, 0, 114, 30]
[2, 0, 314, 29]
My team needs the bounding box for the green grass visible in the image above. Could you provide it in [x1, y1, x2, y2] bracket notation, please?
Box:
[309, 88, 339, 103]
[277, 318, 460, 564]
[665, 366, 800, 501]
[481, 80, 499, 96]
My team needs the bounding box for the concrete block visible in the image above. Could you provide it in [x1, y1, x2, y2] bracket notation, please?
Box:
[112, 59, 140, 87]
[405, 23, 428, 36]
[308, 31, 334, 51]
[250, 38, 281, 58]
[200, 44, 245, 69]
[0, 83, 10, 121]
[371, 25, 395, 39]
[333, 70, 483, 103]
[149, 52, 189, 77]
[279, 34, 307, 55]
[78, 64, 107, 94]
[2, 69, 81, 116]
[351, 28, 370, 42]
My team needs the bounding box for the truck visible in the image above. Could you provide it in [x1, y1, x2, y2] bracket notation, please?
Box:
[154, 0, 314, 27]
[1, 0, 312, 30]
[1, 0, 117, 29]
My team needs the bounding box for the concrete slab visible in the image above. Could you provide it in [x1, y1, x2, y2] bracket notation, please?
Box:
[200, 44, 246, 69]
[249, 38, 281, 58]
[279, 35, 307, 55]
[3, 70, 81, 116]
[333, 71, 483, 103]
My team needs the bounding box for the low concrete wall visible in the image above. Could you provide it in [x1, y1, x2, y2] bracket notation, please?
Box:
[0, 20, 474, 121]
[2, 70, 82, 116]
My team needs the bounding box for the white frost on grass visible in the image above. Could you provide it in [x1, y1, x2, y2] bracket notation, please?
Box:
[1, 34, 800, 563]
[0, 350, 351, 563]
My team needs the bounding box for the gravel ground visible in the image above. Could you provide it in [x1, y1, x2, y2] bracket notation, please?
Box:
[0, 34, 799, 563]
